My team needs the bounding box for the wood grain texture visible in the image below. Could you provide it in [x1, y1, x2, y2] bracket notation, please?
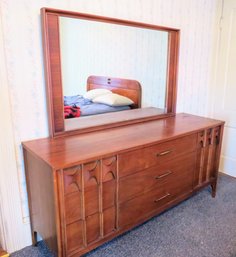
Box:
[41, 10, 64, 134]
[193, 126, 222, 196]
[118, 133, 197, 177]
[119, 152, 196, 203]
[23, 150, 59, 256]
[23, 113, 224, 170]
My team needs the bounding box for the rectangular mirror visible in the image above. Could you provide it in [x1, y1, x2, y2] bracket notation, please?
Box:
[41, 8, 179, 137]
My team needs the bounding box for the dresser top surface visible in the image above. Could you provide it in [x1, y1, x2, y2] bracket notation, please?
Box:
[22, 113, 224, 169]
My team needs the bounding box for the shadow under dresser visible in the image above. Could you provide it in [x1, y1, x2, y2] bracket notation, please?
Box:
[22, 113, 224, 257]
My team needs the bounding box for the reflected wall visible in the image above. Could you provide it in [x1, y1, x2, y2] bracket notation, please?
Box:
[60, 17, 168, 109]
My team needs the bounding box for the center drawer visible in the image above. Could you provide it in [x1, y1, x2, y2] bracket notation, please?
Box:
[119, 150, 196, 228]
[119, 151, 196, 203]
[118, 133, 197, 177]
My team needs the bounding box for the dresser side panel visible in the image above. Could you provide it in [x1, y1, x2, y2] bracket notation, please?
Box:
[24, 149, 59, 256]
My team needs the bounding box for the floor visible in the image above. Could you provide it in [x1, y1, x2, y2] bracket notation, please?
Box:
[10, 174, 236, 257]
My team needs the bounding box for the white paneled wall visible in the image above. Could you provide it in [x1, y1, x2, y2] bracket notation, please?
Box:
[0, 0, 221, 252]
[212, 0, 236, 177]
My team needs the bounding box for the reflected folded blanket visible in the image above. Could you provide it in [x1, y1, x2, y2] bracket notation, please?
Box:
[64, 105, 81, 119]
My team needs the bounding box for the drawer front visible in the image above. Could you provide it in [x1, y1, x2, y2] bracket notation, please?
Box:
[84, 186, 99, 216]
[119, 155, 195, 228]
[86, 213, 101, 244]
[119, 186, 171, 228]
[103, 207, 116, 236]
[119, 134, 197, 177]
[119, 151, 196, 203]
[66, 220, 84, 254]
[65, 191, 82, 224]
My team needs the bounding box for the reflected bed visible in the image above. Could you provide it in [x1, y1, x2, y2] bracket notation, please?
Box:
[64, 75, 142, 119]
[64, 94, 131, 117]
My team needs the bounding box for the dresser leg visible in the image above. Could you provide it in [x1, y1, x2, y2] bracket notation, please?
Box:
[211, 181, 217, 198]
[32, 231, 38, 246]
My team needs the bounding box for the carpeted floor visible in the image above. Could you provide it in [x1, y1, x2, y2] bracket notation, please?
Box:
[10, 174, 236, 257]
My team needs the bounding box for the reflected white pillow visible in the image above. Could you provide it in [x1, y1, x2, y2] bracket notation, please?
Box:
[93, 93, 134, 106]
[83, 89, 112, 100]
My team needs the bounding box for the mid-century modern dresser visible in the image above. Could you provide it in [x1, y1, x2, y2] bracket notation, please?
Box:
[23, 113, 224, 257]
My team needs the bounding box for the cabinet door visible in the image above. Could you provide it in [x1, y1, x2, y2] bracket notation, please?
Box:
[194, 126, 222, 189]
[60, 156, 118, 255]
[83, 157, 118, 241]
[60, 165, 85, 255]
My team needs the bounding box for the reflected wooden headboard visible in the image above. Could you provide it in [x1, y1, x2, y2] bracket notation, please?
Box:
[87, 75, 142, 108]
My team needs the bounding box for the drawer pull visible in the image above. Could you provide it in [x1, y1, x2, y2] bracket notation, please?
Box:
[156, 150, 172, 157]
[155, 170, 172, 179]
[154, 193, 170, 203]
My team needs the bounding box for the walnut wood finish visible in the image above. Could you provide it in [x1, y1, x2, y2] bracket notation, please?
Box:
[23, 114, 223, 169]
[23, 114, 224, 257]
[41, 11, 64, 135]
[41, 7, 180, 137]
[193, 126, 223, 197]
[119, 152, 196, 203]
[118, 133, 197, 177]
[23, 150, 61, 256]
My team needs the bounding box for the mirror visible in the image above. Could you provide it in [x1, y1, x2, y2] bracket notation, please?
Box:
[60, 17, 168, 108]
[41, 8, 179, 137]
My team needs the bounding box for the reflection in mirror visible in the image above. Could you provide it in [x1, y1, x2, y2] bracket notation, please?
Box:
[41, 8, 179, 137]
[59, 17, 169, 126]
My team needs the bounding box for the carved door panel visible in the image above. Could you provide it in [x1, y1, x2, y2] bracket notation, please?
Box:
[101, 156, 118, 236]
[60, 165, 85, 255]
[194, 126, 222, 190]
[60, 155, 118, 254]
[83, 160, 101, 244]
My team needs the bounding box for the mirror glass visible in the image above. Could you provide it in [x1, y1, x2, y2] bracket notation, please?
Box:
[59, 17, 169, 130]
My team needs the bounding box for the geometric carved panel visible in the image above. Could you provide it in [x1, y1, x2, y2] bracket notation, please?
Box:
[83, 160, 100, 217]
[83, 160, 100, 188]
[102, 156, 117, 210]
[102, 156, 117, 182]
[63, 165, 82, 195]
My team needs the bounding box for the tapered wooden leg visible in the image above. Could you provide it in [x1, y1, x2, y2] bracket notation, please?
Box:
[32, 231, 38, 246]
[211, 181, 217, 198]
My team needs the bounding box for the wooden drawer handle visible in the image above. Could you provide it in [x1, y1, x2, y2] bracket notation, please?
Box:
[156, 150, 172, 157]
[154, 193, 170, 203]
[155, 170, 172, 179]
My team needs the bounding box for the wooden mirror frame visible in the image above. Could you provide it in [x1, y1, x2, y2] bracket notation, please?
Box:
[41, 7, 180, 137]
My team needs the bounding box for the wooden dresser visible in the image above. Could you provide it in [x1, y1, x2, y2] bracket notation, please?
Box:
[23, 113, 224, 257]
